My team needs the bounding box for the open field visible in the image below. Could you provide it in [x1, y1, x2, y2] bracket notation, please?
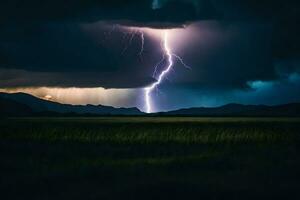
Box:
[1, 117, 300, 199]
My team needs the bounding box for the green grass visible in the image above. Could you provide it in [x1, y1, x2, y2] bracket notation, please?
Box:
[1, 117, 300, 199]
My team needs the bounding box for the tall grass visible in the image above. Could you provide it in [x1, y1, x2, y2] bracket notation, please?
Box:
[1, 117, 298, 144]
[1, 117, 300, 200]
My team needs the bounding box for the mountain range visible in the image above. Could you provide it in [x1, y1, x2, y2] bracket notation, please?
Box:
[1, 92, 300, 117]
[160, 103, 300, 117]
[0, 92, 142, 116]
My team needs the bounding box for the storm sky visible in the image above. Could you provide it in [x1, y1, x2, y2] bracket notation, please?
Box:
[0, 0, 300, 112]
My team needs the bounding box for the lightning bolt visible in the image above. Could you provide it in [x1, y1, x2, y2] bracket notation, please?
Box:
[101, 25, 189, 113]
[144, 30, 191, 113]
[144, 31, 173, 113]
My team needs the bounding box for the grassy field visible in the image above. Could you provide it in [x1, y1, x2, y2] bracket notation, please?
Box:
[1, 117, 300, 199]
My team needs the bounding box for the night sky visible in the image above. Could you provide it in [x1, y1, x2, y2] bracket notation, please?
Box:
[1, 0, 300, 112]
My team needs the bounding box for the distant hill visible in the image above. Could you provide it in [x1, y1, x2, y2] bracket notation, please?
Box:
[0, 92, 143, 116]
[162, 103, 300, 117]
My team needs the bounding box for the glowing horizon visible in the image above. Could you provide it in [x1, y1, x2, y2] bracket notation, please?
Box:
[0, 87, 138, 108]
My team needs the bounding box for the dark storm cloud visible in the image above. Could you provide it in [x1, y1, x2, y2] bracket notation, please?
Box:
[0, 0, 299, 90]
[0, 0, 199, 26]
[0, 22, 161, 87]
[170, 21, 276, 89]
[2, 0, 298, 24]
[0, 69, 155, 88]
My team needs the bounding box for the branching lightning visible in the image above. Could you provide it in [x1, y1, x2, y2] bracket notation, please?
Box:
[139, 31, 145, 58]
[172, 53, 192, 70]
[122, 29, 145, 58]
[144, 30, 190, 113]
[152, 54, 165, 77]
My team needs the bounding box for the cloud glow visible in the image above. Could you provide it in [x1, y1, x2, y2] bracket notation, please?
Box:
[0, 87, 139, 108]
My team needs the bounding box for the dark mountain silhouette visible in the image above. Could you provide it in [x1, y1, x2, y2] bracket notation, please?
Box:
[1, 92, 300, 117]
[162, 103, 300, 117]
[0, 96, 33, 116]
[0, 92, 142, 116]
